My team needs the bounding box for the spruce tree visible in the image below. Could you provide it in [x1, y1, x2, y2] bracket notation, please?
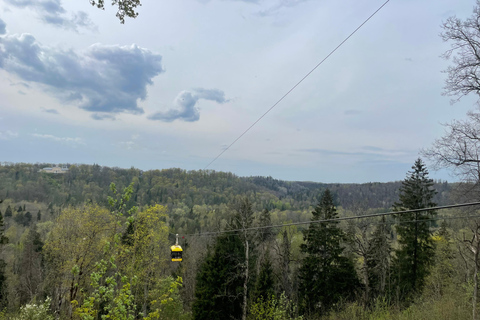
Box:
[298, 189, 360, 316]
[366, 216, 391, 302]
[5, 205, 12, 218]
[392, 158, 436, 302]
[252, 254, 275, 302]
[193, 233, 244, 320]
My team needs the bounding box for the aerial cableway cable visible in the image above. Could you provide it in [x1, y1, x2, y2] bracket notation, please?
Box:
[172, 201, 480, 238]
[204, 0, 391, 170]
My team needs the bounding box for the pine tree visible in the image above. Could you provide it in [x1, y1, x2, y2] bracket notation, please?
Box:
[193, 233, 244, 320]
[252, 253, 275, 302]
[298, 189, 360, 316]
[366, 216, 391, 302]
[392, 158, 437, 302]
[4, 206, 11, 218]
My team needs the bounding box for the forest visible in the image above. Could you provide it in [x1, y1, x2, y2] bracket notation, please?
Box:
[0, 159, 478, 320]
[4, 2, 480, 319]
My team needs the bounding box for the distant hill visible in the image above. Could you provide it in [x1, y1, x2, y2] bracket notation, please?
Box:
[0, 163, 453, 212]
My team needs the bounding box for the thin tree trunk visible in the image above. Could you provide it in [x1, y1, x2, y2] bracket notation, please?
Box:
[242, 238, 249, 320]
[474, 248, 478, 320]
[413, 212, 418, 292]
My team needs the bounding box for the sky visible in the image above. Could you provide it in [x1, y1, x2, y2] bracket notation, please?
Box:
[0, 0, 478, 183]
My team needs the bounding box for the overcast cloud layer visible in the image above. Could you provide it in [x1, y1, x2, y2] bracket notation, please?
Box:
[0, 0, 476, 183]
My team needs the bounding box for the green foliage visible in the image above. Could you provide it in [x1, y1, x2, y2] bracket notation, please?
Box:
[4, 206, 11, 218]
[366, 217, 391, 302]
[252, 254, 275, 302]
[193, 233, 244, 320]
[145, 276, 190, 320]
[392, 158, 437, 302]
[248, 293, 303, 320]
[10, 297, 54, 320]
[298, 189, 360, 316]
[89, 0, 142, 23]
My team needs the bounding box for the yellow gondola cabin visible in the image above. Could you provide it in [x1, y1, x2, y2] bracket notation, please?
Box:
[171, 234, 183, 262]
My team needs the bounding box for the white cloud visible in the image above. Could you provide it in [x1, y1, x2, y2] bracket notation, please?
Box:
[0, 130, 18, 140]
[32, 133, 84, 145]
[148, 88, 228, 122]
[4, 0, 96, 32]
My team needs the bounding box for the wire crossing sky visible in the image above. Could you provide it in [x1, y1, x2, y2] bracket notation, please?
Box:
[0, 0, 473, 183]
[203, 0, 391, 170]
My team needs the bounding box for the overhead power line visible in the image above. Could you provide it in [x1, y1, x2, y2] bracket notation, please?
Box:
[176, 201, 480, 237]
[204, 0, 391, 170]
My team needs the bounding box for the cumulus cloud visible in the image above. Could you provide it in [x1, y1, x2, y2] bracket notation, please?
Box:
[4, 0, 95, 31]
[0, 130, 18, 140]
[0, 19, 6, 35]
[33, 133, 84, 145]
[0, 33, 165, 114]
[148, 88, 228, 122]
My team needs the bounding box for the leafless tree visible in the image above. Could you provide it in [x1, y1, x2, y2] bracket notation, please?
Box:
[462, 221, 480, 320]
[441, 1, 480, 104]
[423, 109, 480, 198]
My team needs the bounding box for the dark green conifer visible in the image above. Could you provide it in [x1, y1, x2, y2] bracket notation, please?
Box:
[4, 206, 11, 218]
[366, 216, 391, 301]
[252, 254, 275, 302]
[392, 158, 436, 302]
[193, 233, 244, 320]
[298, 189, 360, 316]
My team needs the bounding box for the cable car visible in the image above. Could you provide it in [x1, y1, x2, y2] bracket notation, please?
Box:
[170, 234, 183, 262]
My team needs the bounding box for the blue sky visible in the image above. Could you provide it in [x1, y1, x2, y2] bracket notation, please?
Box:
[0, 0, 477, 183]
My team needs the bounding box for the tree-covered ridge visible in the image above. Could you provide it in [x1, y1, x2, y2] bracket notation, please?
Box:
[0, 163, 452, 211]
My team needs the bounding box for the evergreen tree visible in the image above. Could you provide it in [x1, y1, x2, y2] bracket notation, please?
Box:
[366, 216, 391, 302]
[392, 158, 437, 302]
[4, 206, 11, 218]
[298, 189, 360, 316]
[252, 253, 275, 302]
[37, 210, 41, 221]
[25, 211, 32, 225]
[193, 233, 244, 320]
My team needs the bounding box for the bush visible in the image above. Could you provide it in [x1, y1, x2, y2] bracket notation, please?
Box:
[10, 298, 54, 320]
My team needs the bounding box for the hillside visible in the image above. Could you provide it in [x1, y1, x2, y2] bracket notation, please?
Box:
[0, 163, 453, 212]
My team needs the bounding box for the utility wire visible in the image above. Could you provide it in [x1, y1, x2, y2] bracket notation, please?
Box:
[174, 201, 480, 237]
[204, 0, 391, 170]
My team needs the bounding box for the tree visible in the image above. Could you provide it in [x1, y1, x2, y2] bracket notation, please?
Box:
[252, 254, 275, 303]
[231, 197, 256, 320]
[0, 210, 8, 307]
[43, 205, 115, 318]
[366, 216, 391, 303]
[18, 226, 44, 304]
[4, 206, 11, 218]
[192, 233, 244, 320]
[89, 0, 141, 23]
[391, 158, 437, 303]
[441, 1, 480, 105]
[423, 109, 480, 193]
[298, 189, 360, 316]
